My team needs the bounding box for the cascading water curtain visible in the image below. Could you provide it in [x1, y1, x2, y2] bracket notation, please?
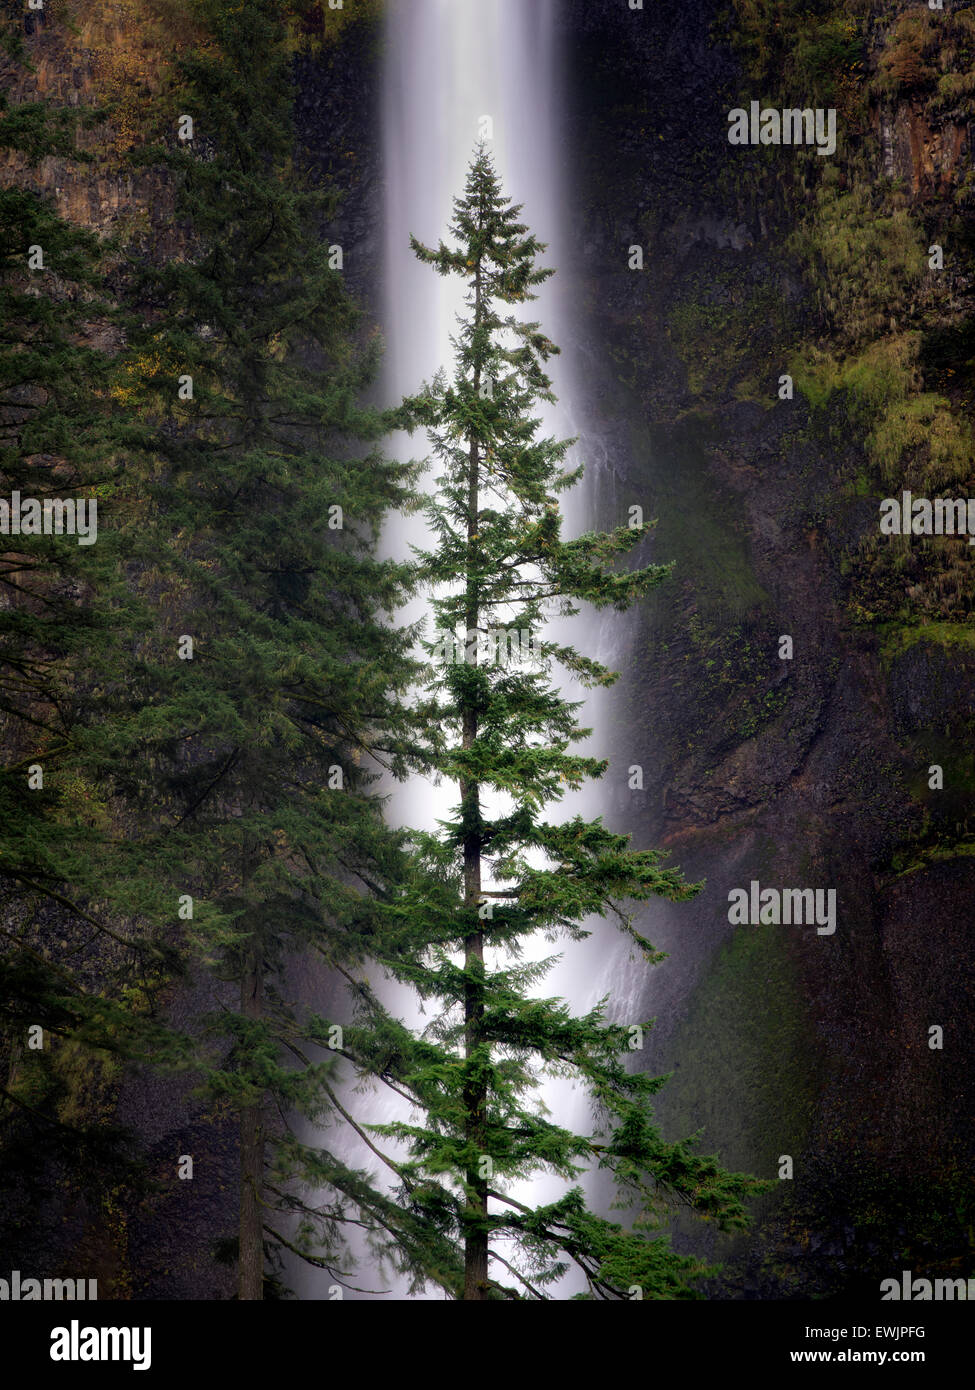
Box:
[292, 0, 640, 1300]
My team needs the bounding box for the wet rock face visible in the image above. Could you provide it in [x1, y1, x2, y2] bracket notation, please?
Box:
[293, 23, 383, 307]
[1, 8, 178, 252]
[877, 103, 970, 196]
[561, 0, 975, 1294]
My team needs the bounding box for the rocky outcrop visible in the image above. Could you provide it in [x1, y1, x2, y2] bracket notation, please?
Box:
[562, 0, 975, 1296]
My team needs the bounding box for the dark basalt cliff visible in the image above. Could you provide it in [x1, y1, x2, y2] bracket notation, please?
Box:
[559, 0, 975, 1296]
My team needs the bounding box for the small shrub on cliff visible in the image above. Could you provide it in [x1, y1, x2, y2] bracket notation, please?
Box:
[875, 13, 941, 98]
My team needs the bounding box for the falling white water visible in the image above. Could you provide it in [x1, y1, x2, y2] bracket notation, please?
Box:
[292, 0, 645, 1301]
[380, 0, 574, 777]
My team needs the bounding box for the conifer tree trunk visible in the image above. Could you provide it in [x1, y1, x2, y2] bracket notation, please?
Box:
[462, 255, 488, 1301]
[238, 929, 264, 1301]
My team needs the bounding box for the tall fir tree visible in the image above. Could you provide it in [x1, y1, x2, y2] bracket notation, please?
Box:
[0, 67, 186, 1248]
[115, 0, 437, 1299]
[2, 0, 459, 1298]
[358, 149, 764, 1299]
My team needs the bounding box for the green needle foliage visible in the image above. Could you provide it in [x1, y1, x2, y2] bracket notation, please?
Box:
[358, 149, 763, 1299]
[0, 70, 184, 1223]
[1, 0, 438, 1298]
[113, 0, 434, 1300]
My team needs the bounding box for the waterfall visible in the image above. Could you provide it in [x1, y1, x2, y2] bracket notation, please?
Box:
[291, 0, 639, 1301]
[381, 0, 638, 1299]
[382, 0, 561, 418]
[380, 4, 569, 790]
